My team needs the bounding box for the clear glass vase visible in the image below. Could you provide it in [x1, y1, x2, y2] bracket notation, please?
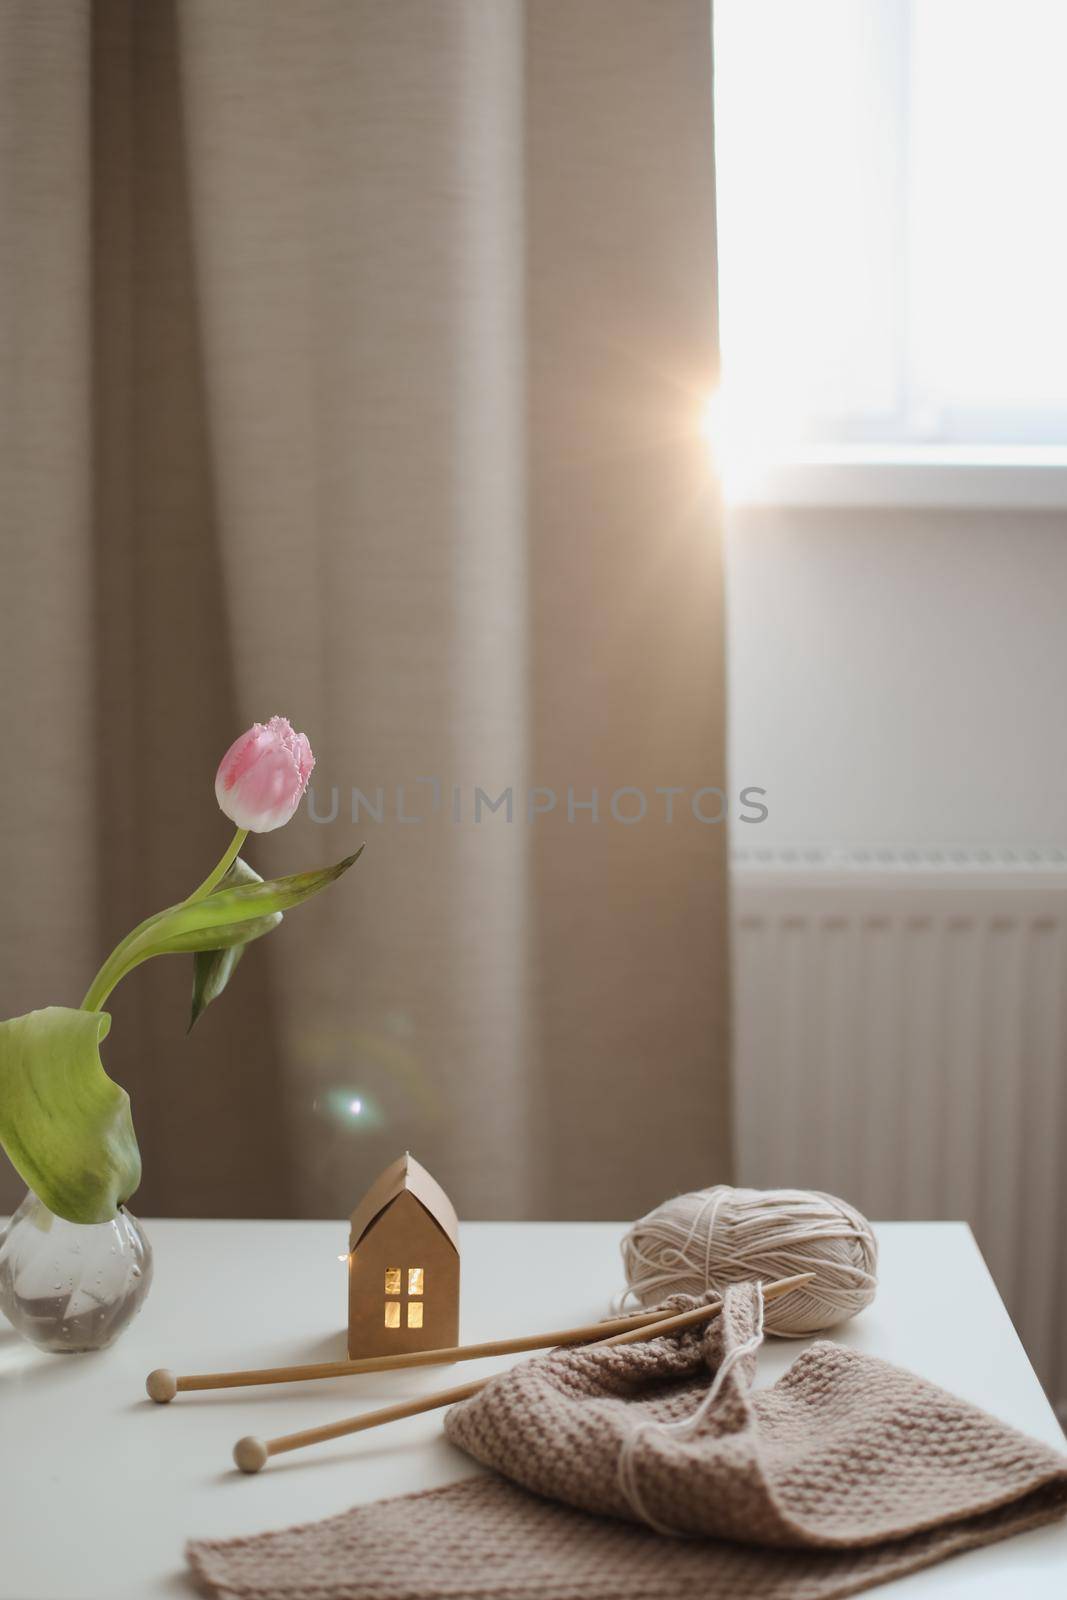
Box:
[0, 1189, 152, 1353]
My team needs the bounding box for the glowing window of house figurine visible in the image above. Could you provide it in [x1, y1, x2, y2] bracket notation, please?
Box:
[382, 1266, 424, 1330]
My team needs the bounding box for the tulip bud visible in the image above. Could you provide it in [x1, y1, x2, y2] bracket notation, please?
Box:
[215, 717, 315, 833]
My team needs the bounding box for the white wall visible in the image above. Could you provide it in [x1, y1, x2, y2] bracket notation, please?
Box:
[726, 504, 1067, 852]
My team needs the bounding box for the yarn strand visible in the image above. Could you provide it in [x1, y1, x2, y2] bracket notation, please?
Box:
[617, 1282, 766, 1537]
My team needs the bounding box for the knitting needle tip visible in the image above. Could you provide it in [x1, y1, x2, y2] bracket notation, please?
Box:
[234, 1435, 269, 1474]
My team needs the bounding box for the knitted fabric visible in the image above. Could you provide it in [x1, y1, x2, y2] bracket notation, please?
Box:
[188, 1286, 1067, 1599]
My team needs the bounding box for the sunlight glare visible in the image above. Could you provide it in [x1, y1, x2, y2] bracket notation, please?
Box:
[700, 386, 795, 505]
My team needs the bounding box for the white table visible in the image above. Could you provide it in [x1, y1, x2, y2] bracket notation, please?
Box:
[0, 1220, 1064, 1598]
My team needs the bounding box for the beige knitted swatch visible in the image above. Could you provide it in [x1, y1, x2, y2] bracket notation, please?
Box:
[188, 1286, 1067, 1599]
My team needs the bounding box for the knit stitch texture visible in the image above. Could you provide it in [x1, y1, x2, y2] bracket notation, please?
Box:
[188, 1285, 1067, 1599]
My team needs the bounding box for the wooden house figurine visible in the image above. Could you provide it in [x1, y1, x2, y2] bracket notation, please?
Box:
[347, 1152, 460, 1359]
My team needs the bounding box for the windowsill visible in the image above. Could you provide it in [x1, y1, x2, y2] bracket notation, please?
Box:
[726, 445, 1067, 512]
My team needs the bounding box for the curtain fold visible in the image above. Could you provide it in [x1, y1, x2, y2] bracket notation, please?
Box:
[1, 0, 730, 1222]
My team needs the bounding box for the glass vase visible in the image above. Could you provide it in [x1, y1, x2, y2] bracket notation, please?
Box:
[0, 1189, 152, 1353]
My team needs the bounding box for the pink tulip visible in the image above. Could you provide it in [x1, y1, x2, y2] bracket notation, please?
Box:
[214, 717, 315, 833]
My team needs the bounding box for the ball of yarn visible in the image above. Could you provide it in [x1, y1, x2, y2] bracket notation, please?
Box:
[621, 1185, 878, 1336]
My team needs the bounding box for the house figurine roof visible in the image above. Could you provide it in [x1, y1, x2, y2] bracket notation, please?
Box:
[349, 1151, 459, 1252]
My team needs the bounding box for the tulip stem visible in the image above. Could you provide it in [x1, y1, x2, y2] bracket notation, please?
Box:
[80, 827, 249, 1013]
[81, 917, 161, 1013]
[185, 828, 249, 906]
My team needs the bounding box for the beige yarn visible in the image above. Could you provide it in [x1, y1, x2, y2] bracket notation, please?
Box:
[187, 1282, 1067, 1599]
[616, 1282, 767, 1535]
[621, 1185, 878, 1335]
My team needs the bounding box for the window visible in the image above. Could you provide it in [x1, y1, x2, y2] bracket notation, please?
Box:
[713, 0, 1067, 454]
[384, 1265, 425, 1329]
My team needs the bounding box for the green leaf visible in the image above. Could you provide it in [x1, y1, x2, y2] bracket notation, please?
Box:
[0, 1007, 141, 1224]
[189, 944, 243, 1033]
[107, 847, 365, 995]
[163, 848, 364, 939]
[164, 912, 287, 954]
[188, 857, 280, 1032]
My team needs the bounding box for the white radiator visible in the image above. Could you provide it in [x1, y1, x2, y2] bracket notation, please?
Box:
[732, 849, 1067, 1418]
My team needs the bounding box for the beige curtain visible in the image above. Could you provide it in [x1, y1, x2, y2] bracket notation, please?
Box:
[0, 0, 730, 1222]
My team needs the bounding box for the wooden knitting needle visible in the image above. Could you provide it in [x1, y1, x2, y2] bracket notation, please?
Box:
[231, 1271, 814, 1473]
[149, 1303, 719, 1403]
